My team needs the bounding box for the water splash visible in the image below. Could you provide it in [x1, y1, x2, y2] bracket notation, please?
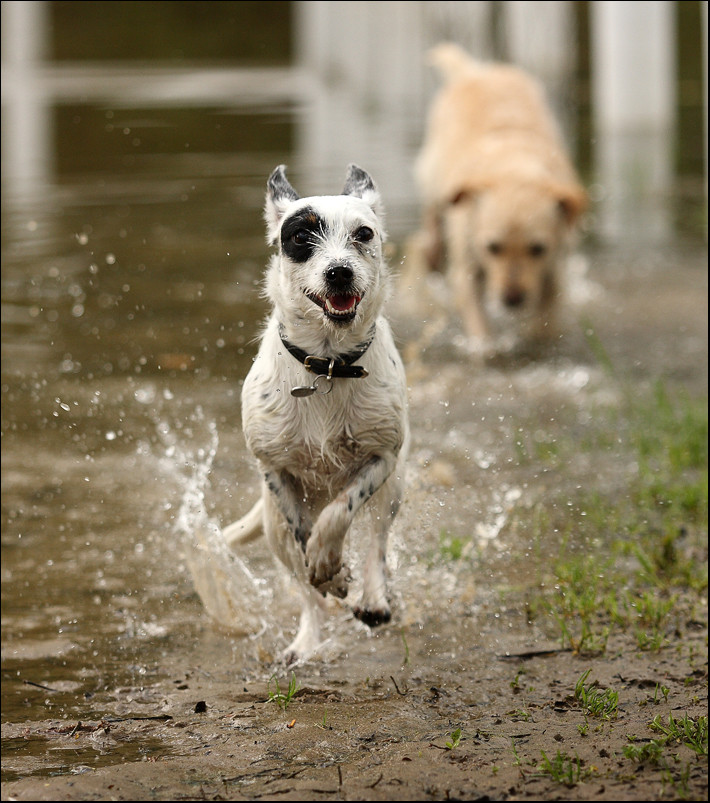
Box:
[474, 486, 522, 546]
[156, 406, 272, 637]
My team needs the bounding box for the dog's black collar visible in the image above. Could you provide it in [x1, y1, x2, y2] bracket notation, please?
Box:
[279, 325, 375, 378]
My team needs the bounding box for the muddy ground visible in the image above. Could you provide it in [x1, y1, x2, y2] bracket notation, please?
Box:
[2, 631, 707, 802]
[1, 240, 707, 801]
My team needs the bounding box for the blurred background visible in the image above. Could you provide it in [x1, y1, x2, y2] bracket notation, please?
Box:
[2, 0, 707, 242]
[1, 2, 707, 781]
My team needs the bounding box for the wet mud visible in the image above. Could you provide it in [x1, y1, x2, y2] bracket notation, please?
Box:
[2, 232, 707, 800]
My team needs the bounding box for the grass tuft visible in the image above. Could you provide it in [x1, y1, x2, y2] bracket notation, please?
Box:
[574, 669, 619, 720]
[266, 672, 300, 711]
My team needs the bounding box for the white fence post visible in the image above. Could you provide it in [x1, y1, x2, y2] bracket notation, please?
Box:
[590, 0, 676, 244]
[1, 0, 52, 197]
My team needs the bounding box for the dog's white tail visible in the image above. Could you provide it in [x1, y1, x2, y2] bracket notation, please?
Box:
[427, 42, 482, 83]
[223, 498, 264, 546]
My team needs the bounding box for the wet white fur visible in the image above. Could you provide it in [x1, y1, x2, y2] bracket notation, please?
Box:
[224, 166, 409, 663]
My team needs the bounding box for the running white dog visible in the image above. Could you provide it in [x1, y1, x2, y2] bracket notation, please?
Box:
[223, 164, 409, 663]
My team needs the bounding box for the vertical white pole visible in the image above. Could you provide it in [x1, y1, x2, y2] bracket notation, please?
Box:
[1, 0, 53, 197]
[590, 0, 675, 244]
[503, 1, 577, 146]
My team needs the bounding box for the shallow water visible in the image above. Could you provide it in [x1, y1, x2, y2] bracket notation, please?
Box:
[2, 81, 707, 784]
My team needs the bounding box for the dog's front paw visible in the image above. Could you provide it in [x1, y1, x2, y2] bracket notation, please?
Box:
[353, 604, 391, 628]
[305, 535, 346, 593]
[314, 565, 351, 599]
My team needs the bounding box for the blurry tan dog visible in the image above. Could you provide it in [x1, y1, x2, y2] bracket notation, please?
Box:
[413, 43, 587, 346]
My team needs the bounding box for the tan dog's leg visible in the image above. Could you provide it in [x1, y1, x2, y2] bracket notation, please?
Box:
[421, 205, 446, 271]
[446, 205, 489, 340]
[532, 269, 559, 340]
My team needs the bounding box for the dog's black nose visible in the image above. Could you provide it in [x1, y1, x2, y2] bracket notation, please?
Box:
[326, 263, 354, 286]
[504, 288, 526, 308]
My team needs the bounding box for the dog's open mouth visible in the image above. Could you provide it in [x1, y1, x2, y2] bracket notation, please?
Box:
[307, 292, 363, 323]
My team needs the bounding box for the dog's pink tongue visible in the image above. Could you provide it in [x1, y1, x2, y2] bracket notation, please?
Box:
[329, 294, 358, 311]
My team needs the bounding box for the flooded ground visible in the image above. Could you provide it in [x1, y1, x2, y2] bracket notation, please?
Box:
[2, 88, 708, 801]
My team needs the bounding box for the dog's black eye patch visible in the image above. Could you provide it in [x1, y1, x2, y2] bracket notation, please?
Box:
[528, 242, 547, 258]
[280, 206, 326, 263]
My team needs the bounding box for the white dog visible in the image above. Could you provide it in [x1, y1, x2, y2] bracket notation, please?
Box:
[223, 164, 409, 663]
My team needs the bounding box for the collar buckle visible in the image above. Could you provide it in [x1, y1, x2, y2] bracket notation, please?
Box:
[279, 325, 375, 382]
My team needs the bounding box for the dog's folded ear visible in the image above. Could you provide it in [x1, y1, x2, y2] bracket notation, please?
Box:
[265, 164, 300, 244]
[342, 164, 384, 222]
[449, 187, 475, 205]
[554, 182, 588, 227]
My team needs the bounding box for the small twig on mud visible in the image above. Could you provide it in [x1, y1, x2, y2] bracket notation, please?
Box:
[366, 773, 384, 788]
[497, 648, 573, 660]
[105, 714, 173, 722]
[246, 767, 307, 786]
[51, 721, 110, 735]
[338, 765, 343, 788]
[390, 675, 408, 696]
[23, 679, 59, 692]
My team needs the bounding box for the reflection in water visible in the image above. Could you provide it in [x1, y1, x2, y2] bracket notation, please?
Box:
[4, 1, 705, 241]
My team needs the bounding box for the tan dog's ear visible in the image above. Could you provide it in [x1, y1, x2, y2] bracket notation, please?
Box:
[449, 188, 475, 206]
[555, 184, 588, 226]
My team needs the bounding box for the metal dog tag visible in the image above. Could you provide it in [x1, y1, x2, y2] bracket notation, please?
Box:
[291, 358, 335, 398]
[291, 384, 316, 397]
[291, 374, 333, 398]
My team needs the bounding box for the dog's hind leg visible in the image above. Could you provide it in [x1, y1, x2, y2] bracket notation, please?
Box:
[262, 492, 325, 663]
[353, 471, 404, 627]
[281, 583, 328, 664]
[223, 497, 264, 546]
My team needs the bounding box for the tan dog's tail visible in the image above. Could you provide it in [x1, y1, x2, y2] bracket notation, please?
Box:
[427, 42, 482, 83]
[223, 497, 264, 546]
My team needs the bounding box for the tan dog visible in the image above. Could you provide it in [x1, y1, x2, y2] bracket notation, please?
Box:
[414, 43, 587, 346]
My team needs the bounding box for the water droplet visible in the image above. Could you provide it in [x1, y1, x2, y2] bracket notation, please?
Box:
[134, 386, 156, 404]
